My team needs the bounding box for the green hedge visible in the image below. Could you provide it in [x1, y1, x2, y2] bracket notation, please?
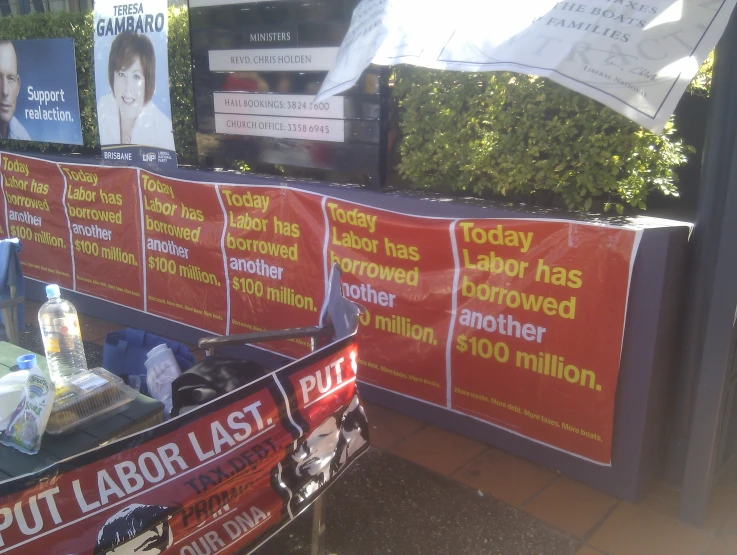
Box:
[393, 68, 697, 213]
[0, 8, 196, 162]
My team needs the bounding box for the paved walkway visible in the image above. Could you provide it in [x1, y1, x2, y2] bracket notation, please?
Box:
[24, 300, 737, 555]
[360, 401, 737, 555]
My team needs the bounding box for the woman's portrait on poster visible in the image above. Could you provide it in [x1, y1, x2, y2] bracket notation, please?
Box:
[97, 32, 175, 151]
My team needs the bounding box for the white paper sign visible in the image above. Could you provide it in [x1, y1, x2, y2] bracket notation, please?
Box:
[214, 93, 346, 119]
[316, 0, 737, 133]
[209, 47, 340, 72]
[215, 114, 346, 142]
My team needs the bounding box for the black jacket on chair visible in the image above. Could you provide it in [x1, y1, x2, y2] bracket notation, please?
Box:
[170, 356, 268, 416]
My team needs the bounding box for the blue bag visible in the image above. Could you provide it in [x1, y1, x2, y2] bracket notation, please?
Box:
[102, 328, 196, 396]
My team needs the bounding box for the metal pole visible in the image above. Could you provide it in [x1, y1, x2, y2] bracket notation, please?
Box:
[311, 495, 327, 555]
[676, 8, 737, 525]
[310, 335, 327, 555]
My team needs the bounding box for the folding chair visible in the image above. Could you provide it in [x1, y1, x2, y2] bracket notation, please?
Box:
[0, 239, 25, 345]
[196, 265, 363, 555]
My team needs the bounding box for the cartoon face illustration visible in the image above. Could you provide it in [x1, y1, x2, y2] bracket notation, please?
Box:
[94, 504, 173, 555]
[292, 415, 341, 478]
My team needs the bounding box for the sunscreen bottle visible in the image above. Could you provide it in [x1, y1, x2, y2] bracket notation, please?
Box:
[0, 354, 55, 455]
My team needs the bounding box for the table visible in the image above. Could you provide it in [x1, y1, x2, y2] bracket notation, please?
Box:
[0, 342, 164, 480]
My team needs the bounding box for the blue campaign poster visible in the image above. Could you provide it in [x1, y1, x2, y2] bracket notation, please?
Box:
[5, 38, 83, 145]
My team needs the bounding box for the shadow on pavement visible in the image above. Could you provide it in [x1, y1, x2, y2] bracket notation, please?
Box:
[253, 448, 577, 555]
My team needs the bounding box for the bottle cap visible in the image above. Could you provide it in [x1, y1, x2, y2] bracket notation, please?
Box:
[17, 354, 37, 370]
[45, 284, 61, 299]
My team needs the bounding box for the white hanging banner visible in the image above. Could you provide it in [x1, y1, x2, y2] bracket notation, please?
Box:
[316, 0, 737, 133]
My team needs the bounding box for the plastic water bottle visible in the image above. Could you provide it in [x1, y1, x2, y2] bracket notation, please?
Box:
[38, 284, 87, 383]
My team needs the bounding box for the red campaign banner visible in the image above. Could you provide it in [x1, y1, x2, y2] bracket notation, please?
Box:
[220, 186, 325, 358]
[287, 343, 359, 428]
[0, 152, 645, 463]
[61, 163, 145, 310]
[273, 341, 368, 520]
[324, 199, 455, 406]
[0, 337, 366, 555]
[0, 160, 6, 241]
[0, 153, 73, 289]
[449, 220, 639, 463]
[140, 171, 228, 334]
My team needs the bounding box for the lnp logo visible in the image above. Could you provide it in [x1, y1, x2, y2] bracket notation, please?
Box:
[142, 152, 156, 162]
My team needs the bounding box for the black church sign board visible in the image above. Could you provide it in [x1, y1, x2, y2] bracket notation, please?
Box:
[188, 0, 387, 187]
